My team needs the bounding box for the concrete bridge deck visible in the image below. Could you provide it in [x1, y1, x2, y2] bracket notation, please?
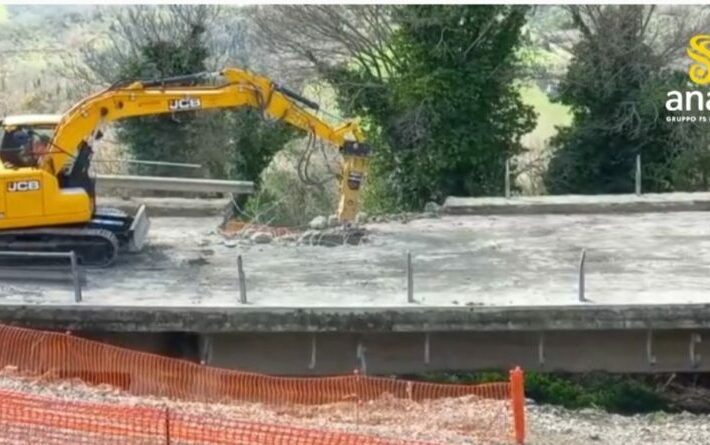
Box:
[3, 210, 710, 307]
[3, 193, 710, 374]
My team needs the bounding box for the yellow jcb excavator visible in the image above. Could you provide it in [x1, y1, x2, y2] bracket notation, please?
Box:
[0, 68, 370, 266]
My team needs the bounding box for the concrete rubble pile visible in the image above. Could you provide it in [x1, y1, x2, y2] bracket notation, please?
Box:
[221, 215, 368, 247]
[219, 201, 446, 248]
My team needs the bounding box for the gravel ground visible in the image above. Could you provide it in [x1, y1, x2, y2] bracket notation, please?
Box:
[1, 372, 709, 445]
[527, 404, 710, 445]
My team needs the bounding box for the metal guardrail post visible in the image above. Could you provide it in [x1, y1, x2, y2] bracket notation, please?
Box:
[406, 251, 414, 303]
[424, 333, 430, 365]
[237, 255, 247, 304]
[0, 250, 83, 301]
[578, 249, 587, 302]
[505, 158, 511, 199]
[70, 251, 82, 303]
[635, 154, 642, 196]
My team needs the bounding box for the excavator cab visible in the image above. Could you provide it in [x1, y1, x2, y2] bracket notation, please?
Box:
[0, 114, 59, 169]
[0, 114, 149, 266]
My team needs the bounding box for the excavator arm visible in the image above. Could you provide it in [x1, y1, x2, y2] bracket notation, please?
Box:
[44, 68, 370, 221]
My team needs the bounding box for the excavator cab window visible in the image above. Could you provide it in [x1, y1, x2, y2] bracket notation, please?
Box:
[1, 127, 31, 168]
[0, 126, 53, 168]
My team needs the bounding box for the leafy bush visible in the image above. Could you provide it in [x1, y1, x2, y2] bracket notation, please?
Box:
[414, 371, 668, 414]
[242, 141, 339, 227]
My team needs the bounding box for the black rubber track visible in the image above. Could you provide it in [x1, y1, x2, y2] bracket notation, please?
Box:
[0, 227, 119, 267]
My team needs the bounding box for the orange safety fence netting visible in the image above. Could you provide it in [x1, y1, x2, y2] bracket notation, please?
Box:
[0, 389, 441, 445]
[0, 323, 526, 444]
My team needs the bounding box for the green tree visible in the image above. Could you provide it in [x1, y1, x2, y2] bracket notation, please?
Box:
[114, 25, 210, 177]
[337, 6, 535, 210]
[255, 5, 536, 211]
[544, 6, 705, 194]
[71, 6, 296, 185]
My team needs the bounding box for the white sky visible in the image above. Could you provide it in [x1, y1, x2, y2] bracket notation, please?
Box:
[3, 0, 710, 6]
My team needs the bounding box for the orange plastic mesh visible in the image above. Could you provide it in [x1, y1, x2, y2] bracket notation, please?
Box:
[0, 324, 525, 444]
[0, 389, 442, 445]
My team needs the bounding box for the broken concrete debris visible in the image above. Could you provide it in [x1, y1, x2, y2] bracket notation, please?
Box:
[424, 201, 441, 213]
[221, 206, 443, 248]
[275, 233, 299, 243]
[219, 215, 368, 247]
[298, 226, 367, 247]
[251, 232, 273, 244]
[309, 216, 328, 230]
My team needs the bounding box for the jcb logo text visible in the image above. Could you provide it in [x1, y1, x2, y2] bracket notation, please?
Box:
[8, 180, 40, 192]
[169, 98, 201, 111]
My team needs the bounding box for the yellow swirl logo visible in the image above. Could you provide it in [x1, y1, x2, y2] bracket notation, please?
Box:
[688, 34, 710, 85]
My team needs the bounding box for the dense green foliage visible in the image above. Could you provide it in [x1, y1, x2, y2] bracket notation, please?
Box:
[11, 5, 710, 215]
[417, 371, 668, 414]
[544, 6, 697, 194]
[525, 373, 667, 413]
[109, 8, 295, 183]
[114, 26, 209, 177]
[326, 5, 536, 212]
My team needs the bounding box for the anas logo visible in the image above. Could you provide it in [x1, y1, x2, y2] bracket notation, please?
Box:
[688, 35, 710, 85]
[665, 35, 710, 121]
[168, 97, 201, 111]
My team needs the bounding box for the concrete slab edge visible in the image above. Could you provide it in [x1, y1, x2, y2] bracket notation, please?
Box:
[98, 197, 230, 217]
[1, 304, 709, 333]
[443, 194, 710, 215]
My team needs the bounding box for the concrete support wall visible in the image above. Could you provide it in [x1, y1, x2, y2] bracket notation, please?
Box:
[189, 329, 710, 375]
[10, 305, 710, 375]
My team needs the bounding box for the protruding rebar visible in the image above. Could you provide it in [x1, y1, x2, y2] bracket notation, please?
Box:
[237, 255, 247, 304]
[424, 333, 430, 365]
[578, 249, 587, 302]
[635, 154, 642, 196]
[70, 251, 82, 303]
[505, 158, 511, 199]
[406, 251, 414, 303]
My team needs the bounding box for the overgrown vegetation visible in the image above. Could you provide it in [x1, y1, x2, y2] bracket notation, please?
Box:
[256, 5, 536, 213]
[544, 5, 710, 194]
[416, 372, 669, 414]
[72, 6, 296, 185]
[7, 5, 710, 220]
[338, 6, 536, 210]
[241, 142, 340, 227]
